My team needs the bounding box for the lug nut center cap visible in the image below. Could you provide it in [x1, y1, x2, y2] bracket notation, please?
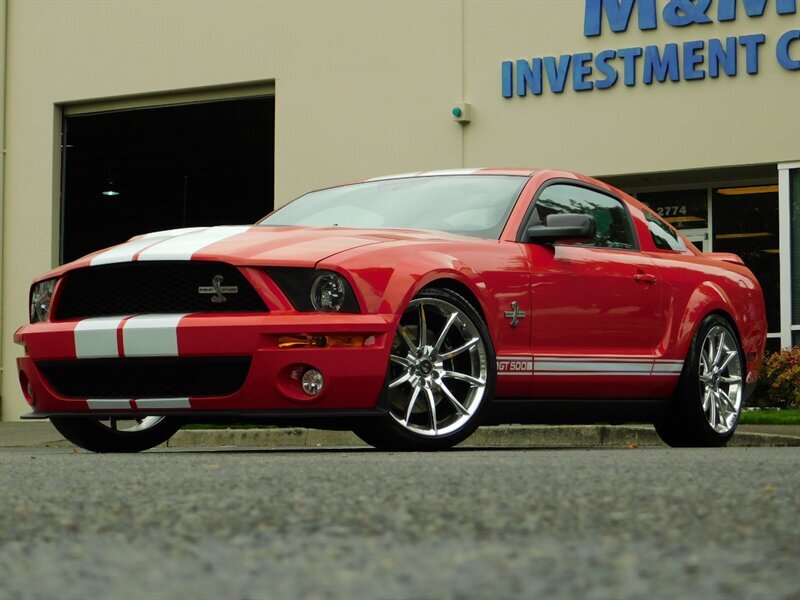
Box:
[419, 360, 434, 376]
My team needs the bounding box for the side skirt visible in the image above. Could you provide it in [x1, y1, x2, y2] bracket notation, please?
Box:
[486, 398, 672, 425]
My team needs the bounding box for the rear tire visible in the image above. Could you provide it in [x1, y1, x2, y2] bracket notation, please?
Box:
[50, 416, 182, 453]
[655, 314, 744, 448]
[354, 287, 495, 451]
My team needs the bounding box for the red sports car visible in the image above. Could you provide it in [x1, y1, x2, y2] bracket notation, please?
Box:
[16, 169, 767, 452]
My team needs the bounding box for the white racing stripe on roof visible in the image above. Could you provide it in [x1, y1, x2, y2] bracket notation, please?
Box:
[135, 398, 191, 409]
[74, 317, 127, 358]
[365, 172, 424, 182]
[136, 226, 252, 261]
[90, 228, 207, 266]
[420, 168, 481, 176]
[122, 314, 186, 357]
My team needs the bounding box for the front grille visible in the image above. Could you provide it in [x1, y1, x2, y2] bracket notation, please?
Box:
[38, 357, 251, 398]
[54, 261, 268, 319]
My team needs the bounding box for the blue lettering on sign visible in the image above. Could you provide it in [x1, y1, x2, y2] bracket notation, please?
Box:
[683, 40, 707, 79]
[595, 50, 619, 88]
[584, 0, 796, 36]
[643, 44, 680, 83]
[708, 37, 738, 77]
[777, 29, 800, 69]
[502, 0, 799, 98]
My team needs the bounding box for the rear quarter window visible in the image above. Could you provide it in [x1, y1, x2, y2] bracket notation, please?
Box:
[645, 212, 687, 252]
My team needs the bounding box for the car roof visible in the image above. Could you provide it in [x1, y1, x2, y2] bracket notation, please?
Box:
[364, 168, 539, 181]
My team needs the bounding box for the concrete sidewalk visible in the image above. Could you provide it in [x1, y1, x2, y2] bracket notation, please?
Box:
[1, 421, 798, 449]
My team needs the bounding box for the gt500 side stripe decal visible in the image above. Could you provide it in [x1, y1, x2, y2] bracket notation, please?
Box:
[496, 356, 684, 377]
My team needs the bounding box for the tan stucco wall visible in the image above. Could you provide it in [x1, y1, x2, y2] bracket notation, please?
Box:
[2, 0, 799, 419]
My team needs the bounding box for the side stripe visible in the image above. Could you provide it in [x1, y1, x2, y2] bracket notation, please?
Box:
[74, 317, 128, 358]
[496, 356, 685, 377]
[122, 315, 186, 357]
[136, 226, 252, 261]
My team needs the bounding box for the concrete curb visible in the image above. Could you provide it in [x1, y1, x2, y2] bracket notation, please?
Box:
[2, 421, 796, 449]
[166, 425, 800, 449]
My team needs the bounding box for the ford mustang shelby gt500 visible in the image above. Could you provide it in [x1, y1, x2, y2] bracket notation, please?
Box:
[16, 168, 766, 452]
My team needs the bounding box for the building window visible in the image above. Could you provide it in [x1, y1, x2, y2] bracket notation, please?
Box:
[61, 96, 275, 264]
[637, 189, 708, 230]
[712, 185, 780, 333]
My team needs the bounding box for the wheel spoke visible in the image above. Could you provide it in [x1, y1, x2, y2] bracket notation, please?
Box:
[418, 303, 427, 349]
[708, 392, 717, 428]
[404, 387, 421, 425]
[433, 312, 459, 353]
[705, 337, 716, 367]
[390, 354, 411, 367]
[720, 375, 742, 384]
[437, 380, 468, 415]
[424, 387, 438, 435]
[442, 371, 485, 387]
[398, 326, 417, 355]
[712, 332, 725, 367]
[718, 388, 736, 412]
[702, 388, 712, 411]
[700, 353, 709, 375]
[714, 391, 727, 425]
[717, 350, 737, 373]
[439, 337, 479, 361]
[110, 418, 118, 431]
[389, 372, 411, 389]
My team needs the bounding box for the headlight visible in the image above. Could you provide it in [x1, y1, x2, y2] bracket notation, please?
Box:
[30, 279, 57, 323]
[310, 273, 346, 312]
[266, 268, 360, 313]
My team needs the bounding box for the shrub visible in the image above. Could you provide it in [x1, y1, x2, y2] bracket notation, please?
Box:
[750, 347, 800, 409]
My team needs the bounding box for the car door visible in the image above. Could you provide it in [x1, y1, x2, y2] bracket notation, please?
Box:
[520, 182, 668, 398]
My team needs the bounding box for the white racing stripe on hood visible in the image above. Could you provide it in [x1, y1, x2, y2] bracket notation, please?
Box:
[136, 226, 252, 261]
[90, 227, 206, 266]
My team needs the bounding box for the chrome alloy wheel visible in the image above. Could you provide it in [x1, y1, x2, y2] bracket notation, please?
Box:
[698, 325, 743, 434]
[387, 298, 488, 437]
[97, 416, 165, 433]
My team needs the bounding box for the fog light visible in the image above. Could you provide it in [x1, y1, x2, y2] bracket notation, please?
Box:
[301, 369, 324, 396]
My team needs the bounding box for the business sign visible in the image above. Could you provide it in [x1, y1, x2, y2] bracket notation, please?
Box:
[502, 0, 799, 97]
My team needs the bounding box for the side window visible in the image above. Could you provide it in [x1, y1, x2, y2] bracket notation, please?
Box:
[531, 184, 635, 250]
[645, 212, 687, 252]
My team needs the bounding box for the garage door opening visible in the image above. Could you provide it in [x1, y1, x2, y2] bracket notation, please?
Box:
[60, 96, 275, 264]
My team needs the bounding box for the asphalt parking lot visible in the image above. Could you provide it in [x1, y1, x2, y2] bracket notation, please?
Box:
[1, 446, 798, 600]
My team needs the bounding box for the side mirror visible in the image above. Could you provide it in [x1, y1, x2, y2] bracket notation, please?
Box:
[524, 214, 596, 244]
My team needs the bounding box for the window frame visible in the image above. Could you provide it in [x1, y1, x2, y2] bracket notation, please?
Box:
[516, 179, 640, 252]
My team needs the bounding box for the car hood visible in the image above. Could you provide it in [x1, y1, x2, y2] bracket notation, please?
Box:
[47, 225, 476, 277]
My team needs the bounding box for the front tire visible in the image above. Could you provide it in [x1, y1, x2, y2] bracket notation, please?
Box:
[354, 287, 496, 451]
[50, 416, 182, 453]
[655, 314, 745, 447]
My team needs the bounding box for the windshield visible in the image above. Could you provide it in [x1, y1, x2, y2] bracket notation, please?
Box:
[259, 175, 528, 239]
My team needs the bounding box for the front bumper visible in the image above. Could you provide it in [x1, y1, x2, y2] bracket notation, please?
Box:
[16, 313, 395, 416]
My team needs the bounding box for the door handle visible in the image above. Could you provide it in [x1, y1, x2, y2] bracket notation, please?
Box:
[634, 272, 657, 284]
